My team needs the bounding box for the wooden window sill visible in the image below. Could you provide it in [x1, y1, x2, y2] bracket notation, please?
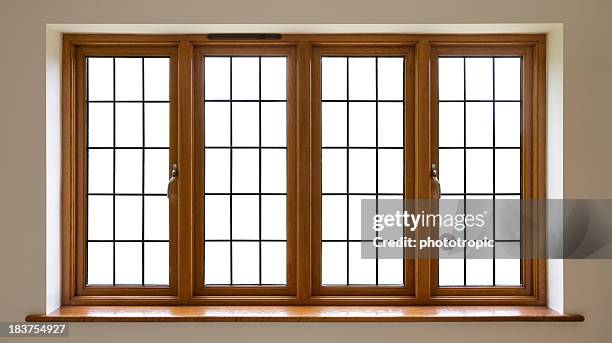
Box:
[26, 306, 584, 322]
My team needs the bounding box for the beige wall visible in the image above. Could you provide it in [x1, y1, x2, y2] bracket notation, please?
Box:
[1, 0, 611, 342]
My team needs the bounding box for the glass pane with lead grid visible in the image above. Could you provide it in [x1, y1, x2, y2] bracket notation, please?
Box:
[86, 57, 171, 286]
[438, 57, 522, 287]
[321, 56, 405, 286]
[203, 56, 288, 286]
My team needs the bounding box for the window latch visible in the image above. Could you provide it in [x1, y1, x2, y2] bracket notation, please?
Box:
[431, 163, 441, 199]
[167, 163, 178, 199]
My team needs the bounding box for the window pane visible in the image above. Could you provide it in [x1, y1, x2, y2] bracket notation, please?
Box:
[495, 149, 521, 193]
[348, 149, 376, 193]
[495, 242, 521, 285]
[322, 102, 347, 147]
[88, 149, 113, 193]
[322, 57, 347, 100]
[144, 58, 170, 101]
[88, 103, 113, 147]
[115, 242, 142, 285]
[349, 242, 376, 285]
[439, 258, 465, 286]
[466, 102, 493, 147]
[322, 195, 347, 241]
[115, 58, 143, 101]
[348, 195, 375, 240]
[348, 57, 376, 100]
[261, 102, 286, 147]
[321, 54, 405, 287]
[378, 102, 403, 147]
[322, 242, 347, 285]
[439, 149, 464, 194]
[114, 195, 142, 240]
[495, 102, 521, 147]
[437, 54, 523, 288]
[205, 57, 230, 100]
[232, 102, 259, 147]
[115, 149, 142, 194]
[439, 102, 464, 147]
[495, 58, 521, 100]
[322, 149, 347, 193]
[232, 57, 259, 100]
[204, 195, 230, 240]
[204, 242, 230, 285]
[232, 195, 259, 240]
[466, 254, 493, 286]
[466, 149, 493, 193]
[144, 242, 169, 285]
[115, 103, 143, 147]
[261, 149, 286, 193]
[378, 258, 404, 285]
[438, 58, 464, 101]
[348, 102, 376, 147]
[204, 102, 230, 147]
[144, 149, 169, 194]
[232, 242, 259, 284]
[87, 242, 113, 285]
[495, 195, 521, 240]
[378, 149, 403, 194]
[232, 149, 259, 193]
[144, 196, 169, 240]
[378, 58, 404, 100]
[261, 57, 287, 100]
[465, 57, 492, 100]
[261, 195, 286, 240]
[203, 55, 289, 286]
[88, 58, 113, 101]
[204, 148, 230, 193]
[87, 195, 113, 240]
[145, 103, 169, 148]
[86, 55, 171, 288]
[261, 242, 286, 284]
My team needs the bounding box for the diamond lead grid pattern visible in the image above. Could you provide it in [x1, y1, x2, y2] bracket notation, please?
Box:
[321, 56, 405, 286]
[203, 56, 288, 286]
[86, 57, 171, 286]
[437, 56, 522, 287]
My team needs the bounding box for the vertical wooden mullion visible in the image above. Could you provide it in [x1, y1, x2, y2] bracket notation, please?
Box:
[415, 40, 432, 302]
[297, 41, 312, 302]
[310, 47, 323, 296]
[177, 41, 194, 302]
[403, 46, 417, 296]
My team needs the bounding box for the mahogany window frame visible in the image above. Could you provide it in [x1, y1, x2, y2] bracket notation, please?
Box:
[61, 34, 546, 306]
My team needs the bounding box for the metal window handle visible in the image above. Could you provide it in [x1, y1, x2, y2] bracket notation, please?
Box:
[431, 163, 441, 199]
[167, 163, 178, 199]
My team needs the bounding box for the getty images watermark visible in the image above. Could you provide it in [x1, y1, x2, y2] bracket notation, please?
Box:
[357, 199, 612, 259]
[371, 208, 493, 251]
[359, 199, 499, 259]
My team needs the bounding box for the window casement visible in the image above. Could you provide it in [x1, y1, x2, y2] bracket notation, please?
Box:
[62, 34, 546, 306]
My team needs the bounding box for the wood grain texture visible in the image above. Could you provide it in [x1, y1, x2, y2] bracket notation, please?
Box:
[26, 306, 583, 322]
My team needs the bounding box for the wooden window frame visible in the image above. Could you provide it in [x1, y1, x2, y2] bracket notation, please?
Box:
[310, 44, 417, 304]
[193, 45, 299, 301]
[62, 34, 546, 306]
